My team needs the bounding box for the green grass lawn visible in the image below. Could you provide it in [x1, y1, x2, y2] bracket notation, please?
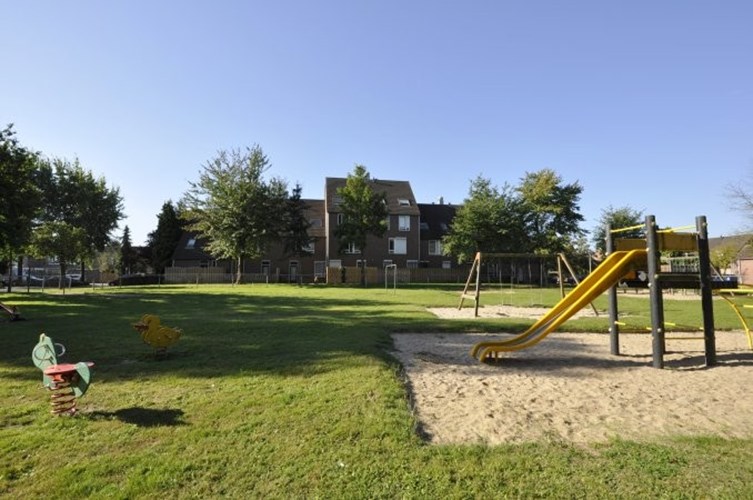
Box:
[2, 284, 753, 498]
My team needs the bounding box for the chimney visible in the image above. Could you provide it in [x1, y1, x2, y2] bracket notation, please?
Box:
[438, 196, 444, 205]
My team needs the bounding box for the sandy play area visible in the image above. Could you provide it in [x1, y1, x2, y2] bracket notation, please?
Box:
[391, 305, 753, 445]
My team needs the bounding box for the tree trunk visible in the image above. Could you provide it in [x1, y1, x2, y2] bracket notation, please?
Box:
[59, 262, 67, 289]
[5, 258, 11, 293]
[359, 247, 367, 287]
[235, 255, 242, 285]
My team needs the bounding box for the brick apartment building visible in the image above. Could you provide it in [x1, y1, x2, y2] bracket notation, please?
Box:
[170, 176, 458, 282]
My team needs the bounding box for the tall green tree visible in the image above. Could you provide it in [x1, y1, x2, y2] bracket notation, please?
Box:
[75, 168, 124, 277]
[442, 176, 528, 263]
[32, 157, 123, 285]
[182, 145, 288, 284]
[32, 221, 87, 283]
[517, 169, 585, 254]
[282, 183, 312, 257]
[334, 165, 388, 285]
[0, 124, 42, 291]
[147, 201, 184, 273]
[118, 226, 138, 274]
[592, 205, 645, 255]
[711, 245, 739, 275]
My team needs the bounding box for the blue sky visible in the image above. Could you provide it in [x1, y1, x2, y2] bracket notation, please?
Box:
[3, 1, 752, 245]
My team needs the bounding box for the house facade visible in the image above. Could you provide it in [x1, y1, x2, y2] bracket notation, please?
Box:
[418, 202, 456, 269]
[709, 234, 753, 285]
[170, 177, 462, 282]
[324, 177, 422, 270]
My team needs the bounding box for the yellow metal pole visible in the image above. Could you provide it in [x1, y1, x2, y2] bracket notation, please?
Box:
[657, 224, 696, 233]
[718, 293, 753, 349]
[610, 224, 644, 234]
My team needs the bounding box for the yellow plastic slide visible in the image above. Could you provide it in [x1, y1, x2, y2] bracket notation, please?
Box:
[471, 249, 647, 362]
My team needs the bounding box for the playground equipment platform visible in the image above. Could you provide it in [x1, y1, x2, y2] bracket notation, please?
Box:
[472, 215, 719, 369]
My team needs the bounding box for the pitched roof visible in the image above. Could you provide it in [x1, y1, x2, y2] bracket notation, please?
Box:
[709, 234, 753, 259]
[418, 203, 457, 239]
[171, 201, 327, 262]
[171, 232, 215, 261]
[325, 177, 420, 215]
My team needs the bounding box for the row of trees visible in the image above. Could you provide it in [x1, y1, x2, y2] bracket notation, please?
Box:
[166, 148, 752, 283]
[6, 121, 743, 291]
[444, 173, 745, 273]
[177, 149, 635, 285]
[0, 127, 369, 289]
[1, 125, 124, 290]
[443, 170, 587, 262]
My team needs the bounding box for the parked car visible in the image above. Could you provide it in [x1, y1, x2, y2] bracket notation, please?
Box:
[712, 275, 739, 288]
[1, 275, 25, 287]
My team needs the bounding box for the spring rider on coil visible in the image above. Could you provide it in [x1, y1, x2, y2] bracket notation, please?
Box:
[32, 334, 94, 415]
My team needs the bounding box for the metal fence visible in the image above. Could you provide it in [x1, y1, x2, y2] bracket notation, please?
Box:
[163, 266, 469, 285]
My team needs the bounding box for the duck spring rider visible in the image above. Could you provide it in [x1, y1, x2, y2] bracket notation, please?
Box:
[132, 314, 182, 358]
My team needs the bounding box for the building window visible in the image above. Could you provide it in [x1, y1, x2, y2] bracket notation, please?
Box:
[442, 260, 452, 269]
[310, 219, 322, 228]
[398, 215, 410, 231]
[186, 238, 196, 249]
[337, 213, 344, 225]
[345, 242, 360, 254]
[356, 259, 365, 268]
[428, 240, 442, 255]
[314, 261, 326, 278]
[332, 196, 343, 206]
[261, 260, 271, 275]
[407, 260, 419, 269]
[388, 237, 407, 255]
[385, 216, 390, 231]
[420, 221, 430, 231]
[329, 259, 342, 268]
[398, 198, 411, 206]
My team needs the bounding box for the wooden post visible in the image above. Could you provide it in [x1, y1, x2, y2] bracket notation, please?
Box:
[646, 215, 665, 369]
[459, 252, 482, 316]
[696, 215, 716, 366]
[607, 224, 620, 355]
[474, 254, 482, 318]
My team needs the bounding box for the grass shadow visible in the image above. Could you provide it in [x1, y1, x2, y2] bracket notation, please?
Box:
[88, 407, 187, 427]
